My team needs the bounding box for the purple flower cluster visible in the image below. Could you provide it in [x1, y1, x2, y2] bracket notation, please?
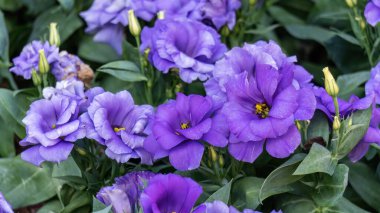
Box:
[204, 40, 316, 163]
[365, 0, 380, 26]
[81, 0, 240, 54]
[0, 192, 13, 213]
[10, 41, 92, 82]
[365, 62, 380, 104]
[144, 93, 228, 170]
[97, 171, 155, 213]
[81, 90, 154, 164]
[141, 18, 227, 83]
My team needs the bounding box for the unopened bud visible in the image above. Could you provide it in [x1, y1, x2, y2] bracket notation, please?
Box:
[31, 69, 41, 86]
[221, 25, 230, 37]
[348, 117, 353, 127]
[359, 19, 366, 30]
[249, 0, 257, 6]
[38, 49, 50, 74]
[209, 147, 218, 162]
[49, 22, 60, 47]
[322, 67, 339, 97]
[75, 147, 87, 156]
[345, 0, 355, 7]
[128, 10, 141, 37]
[218, 155, 224, 167]
[333, 116, 341, 130]
[157, 10, 165, 20]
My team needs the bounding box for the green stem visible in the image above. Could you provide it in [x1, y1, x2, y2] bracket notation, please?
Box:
[42, 73, 48, 88]
[333, 97, 340, 119]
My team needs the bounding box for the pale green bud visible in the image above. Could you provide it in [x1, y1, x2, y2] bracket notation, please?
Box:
[49, 22, 60, 47]
[38, 49, 50, 74]
[31, 69, 41, 86]
[333, 116, 341, 130]
[157, 10, 165, 20]
[209, 147, 218, 163]
[322, 67, 339, 97]
[128, 10, 141, 37]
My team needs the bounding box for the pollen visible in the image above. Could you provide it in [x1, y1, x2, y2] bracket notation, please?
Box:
[114, 127, 126, 132]
[180, 122, 190, 130]
[255, 103, 270, 118]
[52, 124, 56, 129]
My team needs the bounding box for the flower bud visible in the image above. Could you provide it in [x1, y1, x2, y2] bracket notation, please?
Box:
[31, 69, 41, 86]
[322, 67, 339, 97]
[49, 22, 60, 47]
[221, 25, 230, 37]
[38, 49, 50, 74]
[249, 0, 257, 6]
[218, 155, 224, 167]
[128, 10, 141, 37]
[157, 10, 165, 20]
[345, 0, 354, 7]
[333, 116, 341, 130]
[209, 147, 218, 163]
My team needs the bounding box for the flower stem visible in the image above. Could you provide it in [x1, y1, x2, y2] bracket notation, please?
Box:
[333, 97, 340, 119]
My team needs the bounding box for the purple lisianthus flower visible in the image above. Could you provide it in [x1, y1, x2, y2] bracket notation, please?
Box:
[223, 65, 314, 162]
[195, 0, 241, 30]
[193, 200, 256, 213]
[364, 0, 380, 26]
[205, 40, 314, 110]
[0, 192, 13, 213]
[51, 51, 85, 81]
[97, 171, 155, 213]
[81, 90, 154, 164]
[140, 173, 202, 213]
[155, 0, 201, 18]
[144, 93, 229, 170]
[80, 0, 156, 54]
[10, 41, 59, 79]
[20, 96, 85, 166]
[141, 18, 227, 83]
[43, 79, 86, 103]
[365, 62, 380, 104]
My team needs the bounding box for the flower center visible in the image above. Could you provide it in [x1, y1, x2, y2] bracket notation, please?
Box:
[255, 103, 270, 118]
[180, 122, 190, 130]
[52, 124, 56, 129]
[114, 127, 126, 132]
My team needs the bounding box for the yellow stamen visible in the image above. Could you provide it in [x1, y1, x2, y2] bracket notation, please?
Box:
[52, 124, 56, 129]
[114, 127, 126, 132]
[180, 122, 190, 130]
[255, 103, 270, 118]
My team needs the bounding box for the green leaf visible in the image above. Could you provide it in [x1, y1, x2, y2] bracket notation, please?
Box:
[58, 0, 74, 11]
[52, 156, 81, 178]
[337, 71, 370, 100]
[62, 191, 91, 213]
[231, 177, 264, 209]
[0, 117, 15, 157]
[284, 25, 336, 44]
[98, 61, 147, 82]
[332, 197, 370, 213]
[348, 162, 380, 210]
[205, 179, 233, 204]
[0, 10, 9, 62]
[28, 6, 82, 44]
[307, 110, 330, 144]
[293, 143, 337, 176]
[0, 0, 22, 11]
[0, 157, 56, 208]
[78, 36, 120, 63]
[37, 200, 63, 213]
[93, 196, 112, 213]
[268, 6, 305, 25]
[336, 107, 372, 160]
[0, 88, 26, 138]
[19, 0, 55, 15]
[259, 153, 306, 202]
[311, 164, 348, 207]
[277, 194, 316, 213]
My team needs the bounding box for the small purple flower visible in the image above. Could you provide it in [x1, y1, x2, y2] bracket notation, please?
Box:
[43, 79, 86, 103]
[193, 200, 256, 213]
[195, 0, 241, 30]
[365, 62, 380, 104]
[141, 18, 227, 83]
[0, 192, 13, 213]
[144, 93, 229, 170]
[205, 41, 314, 109]
[223, 66, 314, 162]
[51, 51, 84, 81]
[20, 96, 85, 166]
[97, 171, 155, 213]
[81, 90, 154, 164]
[364, 0, 380, 26]
[140, 173, 202, 213]
[80, 0, 156, 54]
[10, 41, 59, 79]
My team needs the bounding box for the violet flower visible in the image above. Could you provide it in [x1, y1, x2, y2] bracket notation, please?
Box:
[365, 62, 380, 104]
[364, 0, 380, 26]
[155, 0, 201, 19]
[97, 171, 155, 213]
[141, 18, 227, 83]
[10, 41, 59, 79]
[195, 0, 241, 30]
[223, 65, 314, 163]
[193, 200, 256, 213]
[144, 93, 229, 170]
[51, 51, 92, 81]
[80, 0, 156, 54]
[0, 192, 13, 213]
[20, 96, 85, 166]
[81, 90, 154, 164]
[140, 173, 202, 213]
